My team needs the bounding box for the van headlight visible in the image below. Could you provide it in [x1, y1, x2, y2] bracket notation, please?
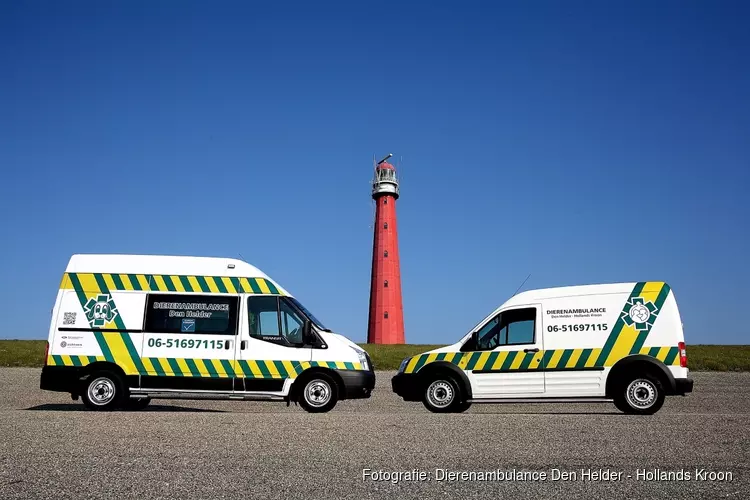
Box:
[355, 349, 369, 371]
[398, 357, 410, 373]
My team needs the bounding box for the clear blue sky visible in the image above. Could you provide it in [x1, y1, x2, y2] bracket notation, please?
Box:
[1, 1, 748, 344]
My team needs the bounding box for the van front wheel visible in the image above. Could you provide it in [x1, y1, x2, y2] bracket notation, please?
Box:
[422, 376, 463, 413]
[614, 374, 665, 415]
[298, 373, 338, 413]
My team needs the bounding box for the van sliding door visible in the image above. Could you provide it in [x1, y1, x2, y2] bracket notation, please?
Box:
[140, 293, 239, 391]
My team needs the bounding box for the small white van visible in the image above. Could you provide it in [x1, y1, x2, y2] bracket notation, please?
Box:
[392, 282, 692, 414]
[41, 254, 374, 412]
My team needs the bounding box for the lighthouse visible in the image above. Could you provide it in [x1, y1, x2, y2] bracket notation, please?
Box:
[367, 154, 405, 344]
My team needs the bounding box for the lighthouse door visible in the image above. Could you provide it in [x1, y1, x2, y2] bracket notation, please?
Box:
[468, 305, 545, 397]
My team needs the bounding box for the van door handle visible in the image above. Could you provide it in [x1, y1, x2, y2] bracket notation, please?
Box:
[523, 348, 539, 353]
[241, 340, 247, 350]
[224, 340, 232, 350]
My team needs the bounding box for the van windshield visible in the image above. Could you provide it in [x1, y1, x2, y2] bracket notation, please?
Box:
[287, 297, 329, 331]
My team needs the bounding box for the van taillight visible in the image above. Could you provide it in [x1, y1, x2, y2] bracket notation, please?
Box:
[678, 341, 688, 368]
[43, 341, 49, 367]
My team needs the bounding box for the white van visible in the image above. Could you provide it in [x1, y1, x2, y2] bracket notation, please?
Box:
[392, 282, 692, 414]
[41, 254, 374, 412]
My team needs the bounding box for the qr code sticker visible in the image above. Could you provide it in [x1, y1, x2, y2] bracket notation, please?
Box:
[63, 312, 77, 325]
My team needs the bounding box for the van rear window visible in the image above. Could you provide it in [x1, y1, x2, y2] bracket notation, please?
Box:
[144, 294, 239, 335]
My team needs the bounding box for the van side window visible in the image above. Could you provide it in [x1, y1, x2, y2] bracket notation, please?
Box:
[248, 296, 305, 345]
[248, 296, 281, 338]
[506, 310, 535, 344]
[144, 294, 239, 335]
[475, 307, 536, 350]
[477, 317, 501, 350]
[279, 299, 304, 344]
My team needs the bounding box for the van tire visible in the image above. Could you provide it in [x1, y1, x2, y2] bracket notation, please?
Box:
[422, 375, 463, 413]
[614, 373, 665, 415]
[81, 370, 126, 411]
[298, 373, 338, 413]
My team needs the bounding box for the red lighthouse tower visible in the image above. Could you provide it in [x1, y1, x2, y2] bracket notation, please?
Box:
[367, 154, 405, 344]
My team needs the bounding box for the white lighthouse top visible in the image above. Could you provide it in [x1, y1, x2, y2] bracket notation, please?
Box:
[372, 160, 400, 199]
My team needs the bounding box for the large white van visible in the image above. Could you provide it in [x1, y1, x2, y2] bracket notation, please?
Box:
[392, 282, 692, 414]
[41, 254, 374, 412]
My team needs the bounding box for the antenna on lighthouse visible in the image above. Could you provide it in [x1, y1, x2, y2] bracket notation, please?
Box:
[377, 153, 393, 165]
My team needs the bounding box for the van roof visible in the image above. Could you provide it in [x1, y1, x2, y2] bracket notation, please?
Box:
[65, 254, 273, 280]
[502, 282, 668, 308]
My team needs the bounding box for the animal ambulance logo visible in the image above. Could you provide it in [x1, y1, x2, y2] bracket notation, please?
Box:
[622, 297, 658, 332]
[84, 294, 119, 327]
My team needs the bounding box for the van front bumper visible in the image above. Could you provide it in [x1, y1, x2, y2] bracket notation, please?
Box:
[391, 372, 422, 402]
[338, 370, 376, 399]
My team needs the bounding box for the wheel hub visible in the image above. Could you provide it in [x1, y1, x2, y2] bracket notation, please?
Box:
[88, 377, 116, 406]
[626, 379, 656, 409]
[427, 381, 454, 408]
[304, 380, 331, 407]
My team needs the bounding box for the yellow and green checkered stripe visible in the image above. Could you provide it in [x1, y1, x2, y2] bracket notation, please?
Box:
[47, 355, 107, 367]
[60, 273, 283, 295]
[142, 359, 362, 378]
[48, 352, 363, 378]
[402, 346, 680, 374]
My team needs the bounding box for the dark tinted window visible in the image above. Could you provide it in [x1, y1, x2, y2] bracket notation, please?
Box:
[473, 307, 536, 350]
[248, 296, 306, 345]
[477, 317, 501, 350]
[145, 294, 238, 335]
[248, 296, 280, 338]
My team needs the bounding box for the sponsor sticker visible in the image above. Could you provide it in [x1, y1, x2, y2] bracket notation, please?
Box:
[181, 318, 196, 333]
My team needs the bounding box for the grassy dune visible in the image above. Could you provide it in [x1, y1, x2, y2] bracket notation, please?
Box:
[1, 340, 748, 371]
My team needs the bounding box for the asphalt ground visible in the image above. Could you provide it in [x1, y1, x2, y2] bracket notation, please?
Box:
[0, 368, 747, 499]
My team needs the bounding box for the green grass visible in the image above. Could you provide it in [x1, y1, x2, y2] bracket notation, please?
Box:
[0, 340, 48, 367]
[358, 344, 445, 371]
[1, 340, 748, 371]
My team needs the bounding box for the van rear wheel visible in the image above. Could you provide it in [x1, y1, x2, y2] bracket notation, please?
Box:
[82, 370, 126, 411]
[614, 374, 665, 415]
[298, 373, 338, 413]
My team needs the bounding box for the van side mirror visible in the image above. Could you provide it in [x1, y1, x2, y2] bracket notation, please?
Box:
[461, 331, 479, 352]
[302, 320, 313, 344]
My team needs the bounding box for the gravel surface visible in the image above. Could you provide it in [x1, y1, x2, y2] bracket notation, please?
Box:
[1, 368, 747, 499]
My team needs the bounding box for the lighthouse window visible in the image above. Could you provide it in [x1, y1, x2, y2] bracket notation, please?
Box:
[383, 198, 388, 205]
[384, 250, 388, 257]
[384, 311, 389, 319]
[384, 280, 389, 288]
[383, 222, 388, 229]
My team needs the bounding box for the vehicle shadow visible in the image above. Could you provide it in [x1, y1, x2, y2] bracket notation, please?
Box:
[25, 404, 225, 413]
[469, 411, 622, 415]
